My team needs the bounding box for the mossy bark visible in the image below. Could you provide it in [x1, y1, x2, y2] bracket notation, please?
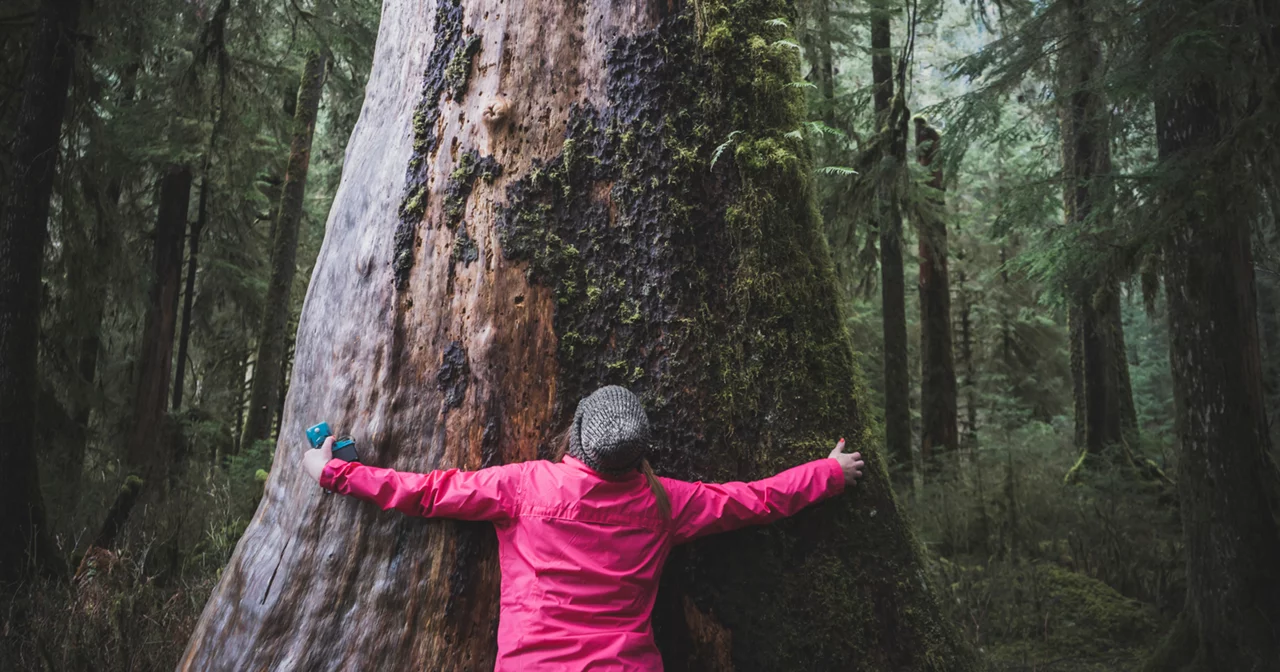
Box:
[240, 51, 328, 454]
[182, 1, 977, 669]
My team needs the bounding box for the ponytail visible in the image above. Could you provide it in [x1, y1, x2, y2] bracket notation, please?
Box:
[640, 458, 671, 520]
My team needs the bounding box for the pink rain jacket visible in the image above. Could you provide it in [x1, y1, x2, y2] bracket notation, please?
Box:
[320, 454, 845, 671]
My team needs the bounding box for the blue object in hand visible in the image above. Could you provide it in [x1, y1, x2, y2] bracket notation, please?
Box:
[306, 422, 360, 462]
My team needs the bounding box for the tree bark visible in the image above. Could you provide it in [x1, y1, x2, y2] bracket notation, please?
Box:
[956, 267, 978, 451]
[914, 118, 957, 474]
[1059, 0, 1138, 479]
[182, 2, 977, 670]
[173, 177, 208, 410]
[123, 165, 192, 475]
[871, 2, 912, 480]
[239, 51, 327, 454]
[0, 0, 80, 583]
[1144, 33, 1280, 672]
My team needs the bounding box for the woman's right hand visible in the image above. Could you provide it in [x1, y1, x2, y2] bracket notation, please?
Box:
[303, 436, 335, 484]
[829, 438, 864, 487]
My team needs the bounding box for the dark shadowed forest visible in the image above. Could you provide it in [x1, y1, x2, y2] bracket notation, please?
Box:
[1, 0, 1278, 670]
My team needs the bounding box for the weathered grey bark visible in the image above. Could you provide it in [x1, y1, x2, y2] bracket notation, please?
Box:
[239, 51, 328, 454]
[0, 0, 80, 583]
[914, 117, 957, 474]
[1059, 0, 1138, 480]
[871, 2, 913, 480]
[1144, 23, 1280, 671]
[183, 1, 977, 669]
[123, 165, 192, 475]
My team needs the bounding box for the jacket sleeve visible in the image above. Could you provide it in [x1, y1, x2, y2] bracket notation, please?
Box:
[319, 459, 523, 522]
[660, 458, 845, 544]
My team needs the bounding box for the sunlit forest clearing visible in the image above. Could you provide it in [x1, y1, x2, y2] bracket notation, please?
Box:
[2, 0, 1278, 670]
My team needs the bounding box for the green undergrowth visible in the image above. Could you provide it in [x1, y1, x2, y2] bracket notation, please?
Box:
[911, 419, 1178, 671]
[3, 432, 274, 671]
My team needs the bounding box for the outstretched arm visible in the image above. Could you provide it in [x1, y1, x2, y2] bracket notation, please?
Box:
[661, 439, 864, 544]
[302, 437, 520, 522]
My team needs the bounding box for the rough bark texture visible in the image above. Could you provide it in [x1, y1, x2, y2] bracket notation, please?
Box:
[914, 118, 957, 474]
[871, 4, 912, 479]
[173, 178, 208, 410]
[182, 1, 977, 670]
[240, 51, 328, 453]
[1144, 54, 1280, 672]
[0, 0, 80, 583]
[123, 165, 192, 474]
[1059, 0, 1138, 479]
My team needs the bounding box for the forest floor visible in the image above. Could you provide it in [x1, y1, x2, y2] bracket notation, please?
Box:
[909, 418, 1179, 672]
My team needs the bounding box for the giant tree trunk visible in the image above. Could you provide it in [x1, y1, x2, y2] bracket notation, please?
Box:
[1059, 0, 1138, 480]
[0, 0, 80, 583]
[1144, 55, 1280, 672]
[871, 3, 912, 480]
[240, 51, 328, 454]
[914, 118, 957, 474]
[123, 165, 192, 476]
[182, 2, 977, 669]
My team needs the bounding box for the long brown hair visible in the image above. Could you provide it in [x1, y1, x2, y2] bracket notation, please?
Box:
[554, 430, 670, 519]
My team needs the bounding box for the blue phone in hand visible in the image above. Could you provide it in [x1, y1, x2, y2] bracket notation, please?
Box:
[306, 422, 360, 462]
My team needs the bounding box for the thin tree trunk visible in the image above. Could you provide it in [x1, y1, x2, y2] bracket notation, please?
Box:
[182, 3, 977, 669]
[1144, 19, 1280, 670]
[872, 2, 912, 480]
[272, 330, 294, 442]
[915, 118, 957, 474]
[957, 268, 978, 452]
[173, 177, 209, 410]
[239, 51, 327, 454]
[124, 165, 192, 476]
[0, 0, 80, 583]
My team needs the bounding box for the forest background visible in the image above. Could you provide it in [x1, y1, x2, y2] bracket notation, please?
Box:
[1, 0, 1278, 670]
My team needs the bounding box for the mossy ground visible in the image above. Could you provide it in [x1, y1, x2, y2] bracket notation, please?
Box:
[938, 560, 1162, 671]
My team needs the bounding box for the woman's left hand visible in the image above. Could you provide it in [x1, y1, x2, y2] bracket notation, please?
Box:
[303, 436, 335, 484]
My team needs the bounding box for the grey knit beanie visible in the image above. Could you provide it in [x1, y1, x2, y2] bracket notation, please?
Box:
[569, 386, 651, 475]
